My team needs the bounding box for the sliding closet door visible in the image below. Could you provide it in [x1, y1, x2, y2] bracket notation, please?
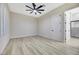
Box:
[0, 4, 10, 37]
[0, 3, 10, 54]
[0, 4, 4, 38]
[3, 4, 9, 36]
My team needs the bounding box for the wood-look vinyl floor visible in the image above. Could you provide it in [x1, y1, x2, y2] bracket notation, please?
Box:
[2, 36, 79, 55]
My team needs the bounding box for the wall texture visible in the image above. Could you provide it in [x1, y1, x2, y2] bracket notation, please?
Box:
[37, 3, 79, 42]
[10, 12, 37, 38]
[0, 3, 10, 54]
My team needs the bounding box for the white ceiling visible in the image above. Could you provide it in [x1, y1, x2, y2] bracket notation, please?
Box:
[8, 3, 64, 18]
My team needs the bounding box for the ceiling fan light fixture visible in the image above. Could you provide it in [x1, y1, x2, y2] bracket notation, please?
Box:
[25, 3, 45, 15]
[33, 10, 37, 13]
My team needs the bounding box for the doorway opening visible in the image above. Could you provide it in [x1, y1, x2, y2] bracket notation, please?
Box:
[65, 7, 79, 47]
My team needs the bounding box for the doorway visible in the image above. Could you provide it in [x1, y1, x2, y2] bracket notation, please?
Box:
[65, 7, 79, 47]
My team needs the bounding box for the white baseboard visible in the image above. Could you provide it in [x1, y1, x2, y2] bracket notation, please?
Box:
[10, 34, 37, 39]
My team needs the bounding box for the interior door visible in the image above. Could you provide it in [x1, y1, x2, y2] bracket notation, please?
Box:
[50, 14, 63, 41]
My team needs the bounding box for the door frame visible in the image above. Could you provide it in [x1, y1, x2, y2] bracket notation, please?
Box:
[64, 7, 79, 43]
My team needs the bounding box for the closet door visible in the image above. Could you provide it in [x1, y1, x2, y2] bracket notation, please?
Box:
[0, 4, 4, 37]
[0, 4, 9, 38]
[0, 3, 4, 37]
[50, 14, 63, 41]
[3, 4, 8, 36]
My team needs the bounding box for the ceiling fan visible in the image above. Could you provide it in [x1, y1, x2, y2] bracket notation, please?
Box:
[25, 3, 45, 15]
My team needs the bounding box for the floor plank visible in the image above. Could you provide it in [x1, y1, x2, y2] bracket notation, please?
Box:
[2, 36, 79, 55]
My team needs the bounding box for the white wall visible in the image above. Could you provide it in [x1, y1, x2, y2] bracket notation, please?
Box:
[0, 3, 10, 54]
[38, 14, 64, 42]
[10, 12, 37, 38]
[10, 12, 64, 42]
[38, 15, 51, 38]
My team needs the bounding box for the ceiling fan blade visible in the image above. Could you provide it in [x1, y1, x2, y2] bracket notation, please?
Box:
[26, 9, 32, 11]
[32, 3, 36, 9]
[25, 5, 33, 10]
[37, 9, 44, 11]
[36, 5, 44, 10]
[30, 11, 33, 14]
